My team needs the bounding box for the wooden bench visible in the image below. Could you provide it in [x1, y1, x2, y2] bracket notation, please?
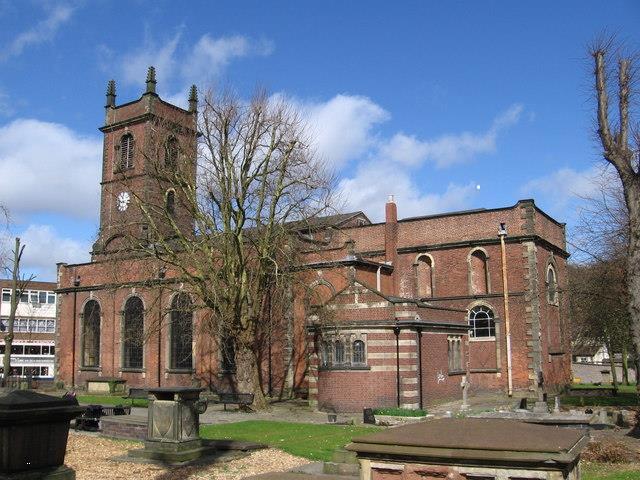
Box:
[218, 392, 255, 411]
[124, 387, 149, 405]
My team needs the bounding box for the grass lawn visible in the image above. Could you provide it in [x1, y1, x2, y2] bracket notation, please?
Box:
[583, 463, 640, 480]
[200, 420, 380, 462]
[76, 395, 148, 407]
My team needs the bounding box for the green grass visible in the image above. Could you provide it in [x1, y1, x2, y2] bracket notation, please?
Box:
[373, 407, 427, 417]
[76, 395, 148, 407]
[560, 383, 640, 407]
[583, 463, 640, 480]
[200, 420, 380, 462]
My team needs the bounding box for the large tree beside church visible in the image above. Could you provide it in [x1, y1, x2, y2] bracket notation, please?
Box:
[126, 88, 334, 408]
[590, 39, 640, 389]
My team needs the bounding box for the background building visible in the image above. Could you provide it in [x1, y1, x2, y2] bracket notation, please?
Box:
[0, 279, 57, 380]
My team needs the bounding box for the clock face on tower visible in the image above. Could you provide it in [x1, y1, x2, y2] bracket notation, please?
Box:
[116, 191, 131, 212]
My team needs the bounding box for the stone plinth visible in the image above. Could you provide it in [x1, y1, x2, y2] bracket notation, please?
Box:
[0, 390, 84, 480]
[347, 418, 589, 480]
[128, 387, 215, 464]
[86, 377, 126, 394]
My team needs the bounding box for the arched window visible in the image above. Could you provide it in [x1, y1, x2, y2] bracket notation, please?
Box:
[169, 293, 193, 370]
[416, 255, 434, 298]
[122, 296, 144, 369]
[469, 305, 495, 339]
[120, 134, 134, 170]
[334, 340, 345, 364]
[547, 265, 558, 304]
[321, 341, 332, 368]
[165, 137, 179, 170]
[82, 300, 101, 367]
[352, 340, 365, 364]
[165, 190, 175, 216]
[469, 250, 489, 295]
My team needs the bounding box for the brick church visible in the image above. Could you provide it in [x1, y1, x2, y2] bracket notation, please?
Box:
[55, 72, 572, 412]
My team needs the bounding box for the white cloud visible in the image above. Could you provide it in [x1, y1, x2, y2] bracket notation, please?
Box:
[1, 224, 90, 281]
[1, 4, 73, 60]
[120, 31, 182, 87]
[338, 160, 479, 221]
[0, 119, 102, 219]
[272, 93, 389, 170]
[182, 34, 274, 83]
[520, 165, 601, 207]
[117, 32, 273, 93]
[377, 104, 523, 168]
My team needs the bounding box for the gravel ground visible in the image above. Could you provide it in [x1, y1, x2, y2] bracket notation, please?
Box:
[65, 432, 310, 480]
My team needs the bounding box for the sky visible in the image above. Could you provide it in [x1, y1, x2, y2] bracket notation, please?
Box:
[0, 0, 638, 281]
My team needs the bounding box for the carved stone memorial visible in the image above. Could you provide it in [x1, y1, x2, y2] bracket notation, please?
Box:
[0, 390, 83, 480]
[128, 387, 215, 464]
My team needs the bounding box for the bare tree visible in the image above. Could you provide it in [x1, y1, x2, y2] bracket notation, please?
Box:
[591, 38, 640, 390]
[122, 89, 334, 408]
[1, 237, 34, 386]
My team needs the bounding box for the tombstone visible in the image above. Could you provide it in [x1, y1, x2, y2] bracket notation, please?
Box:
[363, 408, 375, 425]
[347, 418, 589, 480]
[0, 389, 83, 479]
[128, 387, 215, 464]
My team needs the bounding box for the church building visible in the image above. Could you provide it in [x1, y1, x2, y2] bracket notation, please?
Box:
[55, 71, 571, 412]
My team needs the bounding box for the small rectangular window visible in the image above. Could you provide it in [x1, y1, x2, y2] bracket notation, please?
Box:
[2, 290, 10, 302]
[25, 345, 40, 355]
[0, 345, 4, 354]
[46, 320, 55, 333]
[20, 293, 28, 303]
[38, 292, 47, 304]
[47, 293, 56, 304]
[30, 292, 38, 303]
[11, 345, 24, 355]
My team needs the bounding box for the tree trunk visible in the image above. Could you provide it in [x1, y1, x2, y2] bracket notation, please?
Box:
[606, 341, 619, 388]
[625, 185, 640, 393]
[2, 238, 21, 387]
[235, 339, 268, 410]
[622, 343, 630, 385]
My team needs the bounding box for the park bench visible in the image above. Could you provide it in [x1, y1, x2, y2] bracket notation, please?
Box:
[217, 392, 255, 411]
[124, 387, 149, 405]
[75, 404, 131, 431]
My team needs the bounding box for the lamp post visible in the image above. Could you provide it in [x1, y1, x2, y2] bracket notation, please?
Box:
[498, 223, 513, 397]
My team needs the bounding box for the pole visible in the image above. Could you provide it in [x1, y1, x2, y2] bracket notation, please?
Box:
[499, 225, 513, 397]
[157, 286, 162, 387]
[394, 326, 400, 407]
[71, 290, 77, 388]
[417, 329, 423, 410]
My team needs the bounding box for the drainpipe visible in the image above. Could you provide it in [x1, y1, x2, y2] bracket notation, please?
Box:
[385, 196, 398, 296]
[157, 267, 166, 387]
[417, 329, 423, 410]
[394, 326, 401, 407]
[71, 275, 80, 389]
[498, 223, 513, 397]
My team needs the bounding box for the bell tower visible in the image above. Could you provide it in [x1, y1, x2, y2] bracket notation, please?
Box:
[92, 67, 198, 260]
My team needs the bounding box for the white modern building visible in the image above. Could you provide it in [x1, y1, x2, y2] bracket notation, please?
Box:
[0, 280, 56, 379]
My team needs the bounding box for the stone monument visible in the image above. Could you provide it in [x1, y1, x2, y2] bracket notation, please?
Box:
[128, 387, 216, 464]
[0, 390, 83, 480]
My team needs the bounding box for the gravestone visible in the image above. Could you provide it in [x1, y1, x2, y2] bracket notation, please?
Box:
[128, 387, 215, 464]
[0, 390, 83, 479]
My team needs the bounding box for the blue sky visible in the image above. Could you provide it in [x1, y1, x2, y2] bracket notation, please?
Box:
[0, 0, 638, 280]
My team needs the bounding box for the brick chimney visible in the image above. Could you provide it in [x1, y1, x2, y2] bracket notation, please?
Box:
[385, 195, 398, 294]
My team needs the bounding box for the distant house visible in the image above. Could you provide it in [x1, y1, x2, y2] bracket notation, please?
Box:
[0, 279, 57, 379]
[572, 343, 609, 364]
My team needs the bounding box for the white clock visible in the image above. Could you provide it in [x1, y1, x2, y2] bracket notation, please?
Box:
[117, 191, 131, 212]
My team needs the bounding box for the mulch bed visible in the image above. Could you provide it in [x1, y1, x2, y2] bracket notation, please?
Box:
[65, 433, 310, 479]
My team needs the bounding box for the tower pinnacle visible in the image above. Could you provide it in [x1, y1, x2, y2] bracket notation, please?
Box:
[145, 66, 157, 94]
